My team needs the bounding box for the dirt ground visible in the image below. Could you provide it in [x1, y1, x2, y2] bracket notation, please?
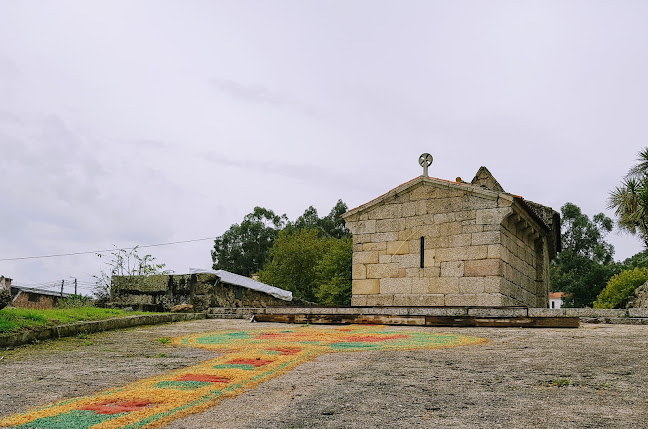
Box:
[1, 319, 647, 428]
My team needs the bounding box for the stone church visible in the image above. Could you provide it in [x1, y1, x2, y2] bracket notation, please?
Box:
[342, 165, 560, 308]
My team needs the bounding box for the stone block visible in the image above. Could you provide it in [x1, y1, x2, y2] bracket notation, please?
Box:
[402, 202, 417, 217]
[436, 246, 488, 262]
[427, 197, 463, 214]
[379, 254, 392, 264]
[366, 263, 400, 279]
[475, 207, 513, 225]
[464, 259, 502, 277]
[458, 277, 487, 294]
[368, 204, 402, 220]
[564, 308, 627, 318]
[440, 261, 464, 277]
[463, 196, 499, 210]
[468, 306, 527, 317]
[380, 278, 412, 294]
[429, 277, 460, 294]
[412, 307, 468, 316]
[349, 220, 376, 234]
[387, 240, 409, 255]
[371, 232, 399, 243]
[528, 308, 567, 317]
[449, 234, 472, 247]
[409, 184, 436, 200]
[463, 224, 483, 234]
[353, 279, 380, 295]
[365, 294, 394, 306]
[497, 194, 514, 207]
[426, 236, 449, 249]
[409, 239, 421, 254]
[406, 268, 422, 277]
[363, 242, 387, 251]
[397, 254, 420, 268]
[487, 244, 502, 259]
[345, 214, 359, 222]
[445, 293, 503, 307]
[434, 212, 456, 223]
[424, 266, 441, 277]
[411, 278, 432, 294]
[353, 244, 363, 252]
[423, 249, 435, 266]
[456, 210, 477, 221]
[376, 218, 402, 233]
[394, 294, 444, 306]
[628, 308, 648, 318]
[353, 234, 372, 245]
[353, 251, 379, 265]
[472, 231, 501, 246]
[352, 264, 366, 280]
[438, 222, 463, 236]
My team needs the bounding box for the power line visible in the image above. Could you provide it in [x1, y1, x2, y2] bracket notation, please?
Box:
[0, 236, 217, 262]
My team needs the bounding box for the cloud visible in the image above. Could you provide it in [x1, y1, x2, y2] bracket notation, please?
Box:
[209, 77, 321, 117]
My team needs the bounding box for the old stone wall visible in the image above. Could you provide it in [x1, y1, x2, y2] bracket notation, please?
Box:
[346, 181, 522, 307]
[12, 292, 57, 310]
[110, 273, 286, 311]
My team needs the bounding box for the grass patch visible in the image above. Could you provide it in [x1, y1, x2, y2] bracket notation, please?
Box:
[548, 378, 571, 388]
[0, 307, 151, 335]
[157, 337, 171, 344]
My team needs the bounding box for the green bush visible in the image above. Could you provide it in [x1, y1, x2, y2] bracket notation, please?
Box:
[594, 267, 648, 309]
[57, 294, 94, 309]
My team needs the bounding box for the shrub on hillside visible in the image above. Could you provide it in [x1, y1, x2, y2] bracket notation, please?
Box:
[594, 267, 648, 309]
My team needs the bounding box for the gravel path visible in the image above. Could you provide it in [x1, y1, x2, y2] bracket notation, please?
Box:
[1, 319, 647, 428]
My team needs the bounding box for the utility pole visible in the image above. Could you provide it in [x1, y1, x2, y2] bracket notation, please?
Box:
[60, 280, 65, 297]
[74, 278, 77, 295]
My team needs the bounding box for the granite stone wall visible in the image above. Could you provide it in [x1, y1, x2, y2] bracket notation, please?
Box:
[345, 180, 551, 307]
[110, 273, 287, 311]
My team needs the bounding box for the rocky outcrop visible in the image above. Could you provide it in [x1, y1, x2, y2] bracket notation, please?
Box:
[628, 281, 648, 308]
[0, 289, 11, 310]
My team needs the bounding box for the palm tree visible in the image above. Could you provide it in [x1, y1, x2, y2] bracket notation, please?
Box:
[608, 148, 648, 247]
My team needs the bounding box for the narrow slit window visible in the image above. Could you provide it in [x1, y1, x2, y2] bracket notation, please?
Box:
[420, 236, 425, 268]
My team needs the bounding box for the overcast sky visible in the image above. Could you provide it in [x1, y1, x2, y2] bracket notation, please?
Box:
[1, 1, 647, 294]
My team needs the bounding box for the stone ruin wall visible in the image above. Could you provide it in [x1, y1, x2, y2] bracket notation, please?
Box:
[346, 182, 550, 307]
[11, 292, 58, 310]
[110, 273, 286, 311]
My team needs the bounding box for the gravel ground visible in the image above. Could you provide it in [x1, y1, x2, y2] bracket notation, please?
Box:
[1, 319, 647, 428]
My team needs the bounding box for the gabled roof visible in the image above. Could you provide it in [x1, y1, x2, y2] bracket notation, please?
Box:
[342, 167, 561, 255]
[11, 285, 72, 298]
[342, 175, 500, 218]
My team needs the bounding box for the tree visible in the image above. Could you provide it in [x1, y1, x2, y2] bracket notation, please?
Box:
[550, 203, 619, 307]
[594, 267, 648, 309]
[211, 207, 287, 276]
[93, 246, 170, 303]
[258, 229, 352, 305]
[315, 236, 352, 305]
[258, 228, 328, 302]
[608, 147, 648, 247]
[290, 200, 351, 239]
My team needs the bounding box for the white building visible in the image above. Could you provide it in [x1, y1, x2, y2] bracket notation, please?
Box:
[549, 292, 566, 309]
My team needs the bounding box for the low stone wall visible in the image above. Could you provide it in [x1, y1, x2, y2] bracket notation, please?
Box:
[246, 306, 648, 325]
[0, 313, 206, 349]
